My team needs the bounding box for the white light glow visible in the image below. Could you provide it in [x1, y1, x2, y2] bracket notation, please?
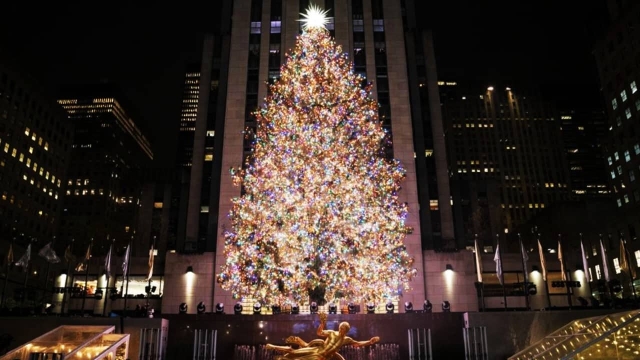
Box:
[299, 5, 330, 30]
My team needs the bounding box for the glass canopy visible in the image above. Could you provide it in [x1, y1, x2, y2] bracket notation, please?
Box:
[509, 309, 640, 359]
[0, 325, 129, 360]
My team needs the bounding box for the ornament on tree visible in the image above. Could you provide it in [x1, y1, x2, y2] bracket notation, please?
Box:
[217, 6, 416, 305]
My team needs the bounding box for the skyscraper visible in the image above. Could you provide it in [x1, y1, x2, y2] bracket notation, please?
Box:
[0, 61, 73, 248]
[442, 84, 571, 245]
[164, 0, 463, 313]
[57, 85, 153, 255]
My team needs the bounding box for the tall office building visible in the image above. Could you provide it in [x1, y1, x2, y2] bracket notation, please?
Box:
[592, 0, 640, 239]
[442, 84, 571, 246]
[163, 0, 462, 313]
[57, 85, 153, 256]
[559, 109, 610, 198]
[0, 62, 73, 248]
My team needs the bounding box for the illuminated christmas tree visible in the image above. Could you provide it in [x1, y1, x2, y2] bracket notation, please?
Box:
[217, 6, 416, 306]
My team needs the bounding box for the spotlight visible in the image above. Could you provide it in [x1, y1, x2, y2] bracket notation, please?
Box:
[347, 303, 356, 314]
[366, 303, 375, 314]
[186, 266, 194, 274]
[527, 283, 537, 295]
[310, 302, 318, 314]
[197, 302, 206, 314]
[291, 304, 300, 314]
[253, 302, 262, 315]
[234, 302, 243, 315]
[215, 303, 224, 314]
[94, 289, 103, 300]
[271, 305, 281, 314]
[328, 303, 337, 314]
[424, 300, 432, 313]
[532, 265, 540, 273]
[404, 302, 413, 313]
[385, 302, 394, 314]
[445, 264, 453, 272]
[179, 303, 188, 314]
[442, 301, 451, 312]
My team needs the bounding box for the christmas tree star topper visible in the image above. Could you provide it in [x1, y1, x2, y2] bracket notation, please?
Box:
[299, 4, 330, 30]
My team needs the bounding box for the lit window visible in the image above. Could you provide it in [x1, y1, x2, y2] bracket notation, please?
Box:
[631, 170, 636, 182]
[613, 98, 618, 110]
[613, 257, 621, 274]
[31, 133, 36, 141]
[33, 163, 37, 171]
[625, 150, 631, 162]
[621, 90, 628, 102]
[250, 21, 261, 34]
[615, 152, 620, 161]
[44, 142, 48, 151]
[11, 148, 16, 157]
[636, 99, 640, 111]
[608, 156, 613, 165]
[84, 179, 89, 185]
[595, 265, 601, 279]
[45, 171, 49, 180]
[270, 20, 281, 34]
[578, 126, 584, 130]
[626, 108, 632, 119]
[430, 199, 439, 211]
[19, 153, 24, 162]
[38, 137, 42, 145]
[635, 144, 640, 155]
[204, 154, 213, 161]
[3, 143, 9, 153]
[625, 194, 630, 203]
[26, 158, 31, 166]
[373, 19, 384, 32]
[153, 202, 163, 209]
[206, 130, 215, 137]
[28, 147, 33, 154]
[617, 116, 622, 126]
[618, 198, 622, 207]
[200, 206, 209, 213]
[635, 250, 640, 267]
[632, 81, 638, 94]
[588, 267, 593, 280]
[24, 127, 30, 136]
[618, 165, 623, 175]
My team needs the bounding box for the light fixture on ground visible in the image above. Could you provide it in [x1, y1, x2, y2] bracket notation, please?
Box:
[532, 265, 540, 273]
[404, 302, 413, 313]
[186, 266, 194, 274]
[527, 283, 537, 295]
[385, 302, 394, 314]
[95, 289, 103, 300]
[291, 304, 300, 314]
[197, 302, 206, 314]
[424, 300, 432, 313]
[310, 302, 318, 314]
[179, 303, 188, 314]
[234, 302, 243, 315]
[253, 302, 262, 315]
[328, 303, 337, 314]
[442, 301, 451, 312]
[215, 303, 224, 314]
[271, 305, 281, 314]
[347, 303, 356, 314]
[366, 303, 375, 314]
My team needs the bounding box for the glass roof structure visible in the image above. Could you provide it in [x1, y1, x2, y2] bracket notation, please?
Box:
[0, 325, 129, 360]
[509, 310, 640, 359]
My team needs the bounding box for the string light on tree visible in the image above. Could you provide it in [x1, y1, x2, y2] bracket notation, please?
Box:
[217, 6, 416, 306]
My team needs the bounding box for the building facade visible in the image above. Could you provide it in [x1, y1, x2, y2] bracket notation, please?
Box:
[164, 0, 461, 314]
[57, 85, 153, 257]
[442, 85, 571, 247]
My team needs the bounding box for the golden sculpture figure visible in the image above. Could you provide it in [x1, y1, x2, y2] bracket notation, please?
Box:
[266, 312, 380, 360]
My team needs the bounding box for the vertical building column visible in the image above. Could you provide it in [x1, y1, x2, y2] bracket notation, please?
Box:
[258, 0, 272, 104]
[333, 0, 351, 54]
[185, 35, 215, 247]
[382, 0, 424, 305]
[214, 0, 252, 307]
[362, 0, 377, 96]
[283, 0, 300, 58]
[422, 31, 455, 245]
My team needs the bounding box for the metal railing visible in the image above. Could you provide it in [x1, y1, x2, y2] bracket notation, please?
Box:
[193, 329, 217, 360]
[463, 326, 488, 360]
[407, 328, 432, 360]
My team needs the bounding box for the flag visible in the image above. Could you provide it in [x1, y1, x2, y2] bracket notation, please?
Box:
[38, 242, 61, 264]
[104, 244, 112, 279]
[494, 244, 503, 285]
[5, 244, 13, 268]
[122, 243, 131, 278]
[474, 237, 483, 283]
[580, 240, 590, 282]
[145, 244, 154, 281]
[64, 245, 74, 264]
[15, 244, 31, 269]
[75, 245, 91, 272]
[537, 239, 547, 281]
[620, 239, 637, 279]
[520, 238, 529, 283]
[600, 238, 610, 282]
[558, 240, 567, 281]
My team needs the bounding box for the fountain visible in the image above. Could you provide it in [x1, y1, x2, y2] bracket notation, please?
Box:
[234, 344, 257, 360]
[239, 344, 400, 360]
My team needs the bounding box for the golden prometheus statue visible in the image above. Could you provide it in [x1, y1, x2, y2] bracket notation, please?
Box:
[266, 312, 380, 360]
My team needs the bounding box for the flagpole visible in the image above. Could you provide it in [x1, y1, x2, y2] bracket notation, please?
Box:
[123, 238, 132, 317]
[475, 234, 485, 312]
[40, 238, 56, 312]
[103, 240, 114, 317]
[60, 240, 74, 316]
[536, 231, 552, 310]
[146, 236, 157, 313]
[20, 242, 33, 314]
[559, 235, 572, 310]
[1, 240, 13, 309]
[580, 234, 594, 306]
[623, 237, 638, 302]
[81, 241, 92, 316]
[518, 234, 530, 310]
[497, 234, 507, 311]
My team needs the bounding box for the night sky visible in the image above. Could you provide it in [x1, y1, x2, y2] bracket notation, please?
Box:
[0, 1, 607, 166]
